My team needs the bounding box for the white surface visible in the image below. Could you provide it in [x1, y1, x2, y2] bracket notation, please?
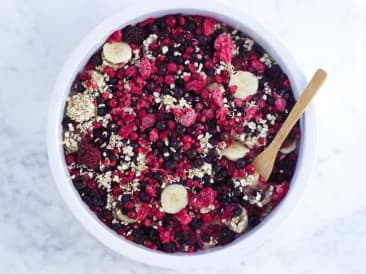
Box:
[46, 2, 314, 268]
[0, 0, 365, 273]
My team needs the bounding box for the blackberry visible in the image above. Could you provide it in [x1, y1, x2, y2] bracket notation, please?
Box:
[122, 25, 146, 45]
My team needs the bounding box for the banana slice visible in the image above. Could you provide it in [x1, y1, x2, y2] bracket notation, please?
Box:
[102, 42, 132, 64]
[222, 141, 249, 161]
[279, 140, 297, 154]
[229, 71, 258, 100]
[228, 206, 248, 233]
[114, 208, 136, 224]
[161, 184, 188, 214]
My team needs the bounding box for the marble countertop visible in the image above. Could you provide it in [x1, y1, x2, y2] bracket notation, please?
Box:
[0, 0, 365, 273]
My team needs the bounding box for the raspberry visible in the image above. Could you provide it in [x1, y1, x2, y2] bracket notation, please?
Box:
[122, 25, 146, 45]
[139, 58, 152, 79]
[275, 98, 287, 112]
[149, 128, 159, 141]
[175, 209, 192, 225]
[77, 140, 101, 169]
[251, 59, 265, 71]
[214, 34, 233, 63]
[159, 228, 171, 244]
[167, 62, 178, 73]
[180, 109, 197, 127]
[272, 181, 289, 201]
[108, 30, 122, 42]
[203, 18, 215, 36]
[185, 76, 205, 92]
[140, 114, 156, 130]
[137, 203, 151, 221]
[190, 187, 217, 209]
[245, 106, 259, 121]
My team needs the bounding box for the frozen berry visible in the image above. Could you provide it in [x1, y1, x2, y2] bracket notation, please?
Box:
[122, 25, 146, 45]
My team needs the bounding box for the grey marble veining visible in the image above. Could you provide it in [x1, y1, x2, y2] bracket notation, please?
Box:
[0, 0, 365, 273]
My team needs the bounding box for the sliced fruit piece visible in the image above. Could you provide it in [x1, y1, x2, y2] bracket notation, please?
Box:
[103, 41, 132, 64]
[229, 71, 258, 100]
[114, 208, 136, 224]
[161, 184, 188, 214]
[228, 206, 248, 233]
[279, 140, 297, 154]
[222, 141, 249, 161]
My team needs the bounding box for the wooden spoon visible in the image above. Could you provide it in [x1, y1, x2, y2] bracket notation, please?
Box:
[253, 69, 327, 181]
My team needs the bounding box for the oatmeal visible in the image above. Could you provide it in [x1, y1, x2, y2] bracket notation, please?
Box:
[62, 14, 300, 253]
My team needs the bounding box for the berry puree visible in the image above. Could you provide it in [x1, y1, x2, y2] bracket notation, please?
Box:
[62, 14, 300, 253]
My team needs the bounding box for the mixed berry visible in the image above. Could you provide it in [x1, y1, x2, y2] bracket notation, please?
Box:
[62, 14, 301, 253]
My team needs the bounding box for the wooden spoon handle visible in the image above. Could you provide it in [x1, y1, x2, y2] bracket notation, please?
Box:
[270, 69, 327, 151]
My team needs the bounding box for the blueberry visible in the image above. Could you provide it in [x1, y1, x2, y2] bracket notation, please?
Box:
[72, 176, 86, 190]
[200, 232, 210, 242]
[162, 85, 171, 94]
[186, 149, 197, 160]
[176, 124, 186, 134]
[176, 35, 185, 44]
[232, 206, 242, 217]
[62, 116, 73, 129]
[175, 231, 185, 244]
[155, 140, 165, 149]
[186, 21, 196, 31]
[72, 78, 84, 92]
[193, 158, 203, 168]
[253, 43, 264, 55]
[173, 87, 184, 98]
[156, 121, 167, 131]
[139, 191, 150, 202]
[248, 215, 261, 227]
[267, 96, 274, 105]
[172, 152, 183, 162]
[206, 68, 215, 76]
[97, 106, 109, 116]
[157, 64, 167, 76]
[236, 159, 246, 168]
[149, 228, 160, 242]
[163, 242, 176, 253]
[90, 52, 102, 66]
[132, 227, 148, 244]
[175, 78, 185, 87]
[171, 140, 182, 150]
[277, 89, 287, 96]
[198, 35, 208, 45]
[145, 81, 155, 92]
[219, 227, 236, 244]
[175, 56, 184, 65]
[190, 218, 203, 229]
[147, 23, 159, 33]
[266, 64, 281, 81]
[107, 123, 119, 133]
[164, 160, 177, 170]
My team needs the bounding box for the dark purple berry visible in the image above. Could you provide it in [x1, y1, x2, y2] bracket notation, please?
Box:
[122, 25, 146, 45]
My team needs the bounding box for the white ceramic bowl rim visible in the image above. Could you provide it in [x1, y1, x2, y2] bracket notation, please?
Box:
[47, 0, 316, 269]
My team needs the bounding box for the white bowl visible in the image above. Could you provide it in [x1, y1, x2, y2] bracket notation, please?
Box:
[47, 0, 315, 269]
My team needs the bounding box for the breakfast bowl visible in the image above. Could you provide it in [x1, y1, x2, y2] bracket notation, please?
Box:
[47, 0, 315, 268]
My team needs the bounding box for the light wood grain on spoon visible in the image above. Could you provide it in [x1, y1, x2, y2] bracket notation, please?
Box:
[253, 69, 327, 181]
